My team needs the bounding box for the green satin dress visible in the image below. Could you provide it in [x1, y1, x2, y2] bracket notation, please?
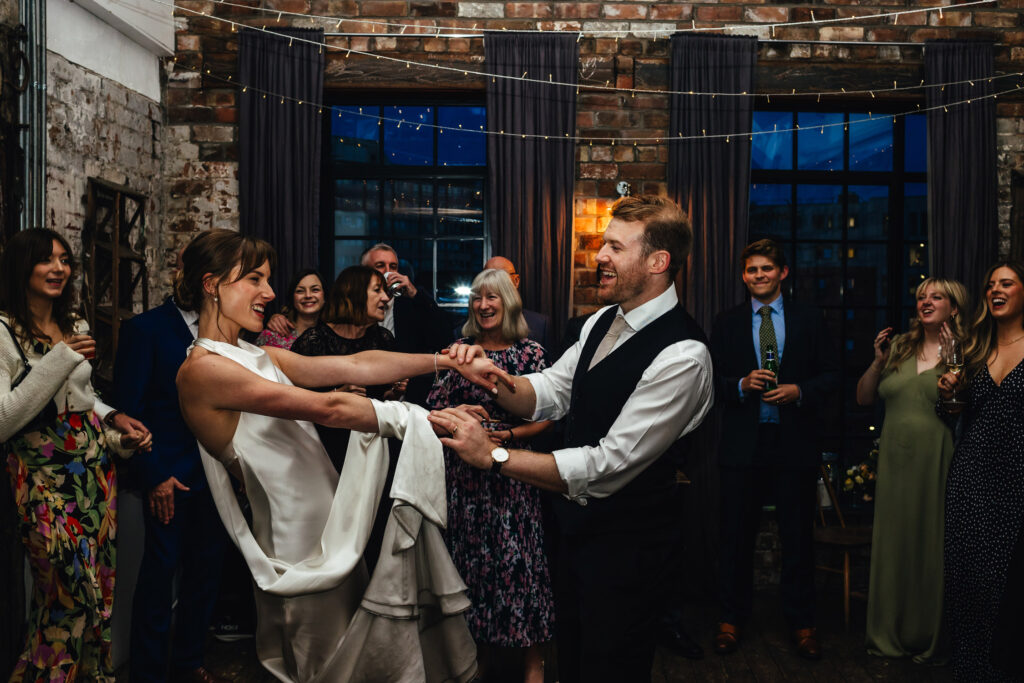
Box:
[865, 355, 952, 663]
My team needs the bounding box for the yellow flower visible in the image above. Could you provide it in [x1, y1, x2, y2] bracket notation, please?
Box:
[854, 475, 864, 485]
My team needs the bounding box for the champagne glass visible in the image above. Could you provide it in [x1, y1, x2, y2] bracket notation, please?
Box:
[943, 338, 964, 406]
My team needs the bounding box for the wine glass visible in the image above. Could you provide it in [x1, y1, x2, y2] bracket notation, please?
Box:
[943, 338, 964, 406]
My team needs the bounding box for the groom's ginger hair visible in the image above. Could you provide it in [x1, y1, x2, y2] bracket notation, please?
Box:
[610, 195, 691, 278]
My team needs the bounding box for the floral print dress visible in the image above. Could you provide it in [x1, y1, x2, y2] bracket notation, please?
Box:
[6, 341, 117, 683]
[426, 338, 555, 648]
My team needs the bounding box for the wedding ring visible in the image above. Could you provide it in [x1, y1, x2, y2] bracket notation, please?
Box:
[452, 425, 459, 436]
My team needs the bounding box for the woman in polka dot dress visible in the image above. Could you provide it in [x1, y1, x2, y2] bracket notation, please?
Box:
[939, 262, 1024, 682]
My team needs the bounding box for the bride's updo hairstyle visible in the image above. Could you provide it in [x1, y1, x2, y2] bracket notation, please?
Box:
[174, 229, 277, 312]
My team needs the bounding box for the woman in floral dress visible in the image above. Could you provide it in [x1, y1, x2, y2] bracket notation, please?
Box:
[0, 229, 150, 682]
[427, 268, 554, 683]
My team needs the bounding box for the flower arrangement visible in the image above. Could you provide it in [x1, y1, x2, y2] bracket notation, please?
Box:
[842, 440, 878, 502]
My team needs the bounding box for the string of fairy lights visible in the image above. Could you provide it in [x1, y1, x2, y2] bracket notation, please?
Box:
[185, 60, 1024, 144]
[157, 0, 1015, 100]
[172, 0, 996, 38]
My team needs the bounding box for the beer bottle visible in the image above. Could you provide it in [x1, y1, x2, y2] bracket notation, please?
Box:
[763, 345, 778, 392]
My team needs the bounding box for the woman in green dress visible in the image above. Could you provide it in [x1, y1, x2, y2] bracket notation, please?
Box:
[855, 276, 968, 663]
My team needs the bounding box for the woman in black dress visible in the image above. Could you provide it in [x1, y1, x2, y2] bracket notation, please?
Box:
[939, 261, 1024, 682]
[291, 266, 406, 470]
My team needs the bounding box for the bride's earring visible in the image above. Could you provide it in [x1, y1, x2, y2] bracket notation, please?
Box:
[214, 296, 219, 303]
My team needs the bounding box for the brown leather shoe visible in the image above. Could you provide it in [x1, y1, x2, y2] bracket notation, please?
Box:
[172, 667, 232, 683]
[793, 627, 821, 660]
[713, 622, 740, 655]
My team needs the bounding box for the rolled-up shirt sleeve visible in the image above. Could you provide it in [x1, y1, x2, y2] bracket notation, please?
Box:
[548, 339, 714, 501]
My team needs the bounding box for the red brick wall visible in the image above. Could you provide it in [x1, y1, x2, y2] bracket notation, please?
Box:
[167, 0, 1024, 315]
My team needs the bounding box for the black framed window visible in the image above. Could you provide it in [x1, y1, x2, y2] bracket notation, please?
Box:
[749, 109, 927, 460]
[321, 96, 488, 312]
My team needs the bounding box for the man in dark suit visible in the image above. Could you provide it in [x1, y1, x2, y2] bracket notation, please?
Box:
[481, 256, 551, 351]
[361, 243, 455, 405]
[433, 196, 714, 682]
[710, 238, 838, 660]
[115, 297, 228, 683]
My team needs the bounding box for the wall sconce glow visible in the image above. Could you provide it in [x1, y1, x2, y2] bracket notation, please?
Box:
[454, 285, 472, 297]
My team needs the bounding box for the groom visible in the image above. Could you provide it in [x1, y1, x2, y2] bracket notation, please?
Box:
[431, 195, 714, 682]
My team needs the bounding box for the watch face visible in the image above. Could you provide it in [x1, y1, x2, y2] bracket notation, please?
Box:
[491, 447, 510, 463]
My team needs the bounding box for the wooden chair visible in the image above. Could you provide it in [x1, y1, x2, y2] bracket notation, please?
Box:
[813, 464, 873, 629]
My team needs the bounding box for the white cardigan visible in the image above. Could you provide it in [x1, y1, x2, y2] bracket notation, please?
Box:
[0, 314, 115, 443]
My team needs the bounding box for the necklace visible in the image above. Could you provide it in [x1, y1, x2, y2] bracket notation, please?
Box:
[998, 333, 1024, 346]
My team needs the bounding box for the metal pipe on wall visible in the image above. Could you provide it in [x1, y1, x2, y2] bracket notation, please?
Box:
[19, 0, 44, 230]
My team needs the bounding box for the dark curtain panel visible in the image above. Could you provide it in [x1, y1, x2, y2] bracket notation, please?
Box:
[486, 33, 577, 341]
[668, 34, 756, 333]
[926, 41, 997, 291]
[239, 28, 324, 300]
[668, 34, 756, 591]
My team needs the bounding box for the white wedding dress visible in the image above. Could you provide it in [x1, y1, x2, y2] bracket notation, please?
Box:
[191, 338, 477, 683]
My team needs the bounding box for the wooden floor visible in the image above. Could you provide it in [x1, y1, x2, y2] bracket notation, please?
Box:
[119, 587, 952, 682]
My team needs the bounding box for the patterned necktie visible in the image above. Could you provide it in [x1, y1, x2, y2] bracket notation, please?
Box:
[589, 314, 629, 370]
[759, 305, 778, 368]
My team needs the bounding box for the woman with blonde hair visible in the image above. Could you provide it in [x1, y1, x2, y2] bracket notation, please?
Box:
[427, 268, 554, 683]
[939, 262, 1024, 681]
[856, 276, 968, 663]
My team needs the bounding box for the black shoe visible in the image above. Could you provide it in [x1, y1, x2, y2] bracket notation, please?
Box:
[211, 616, 254, 642]
[657, 619, 705, 660]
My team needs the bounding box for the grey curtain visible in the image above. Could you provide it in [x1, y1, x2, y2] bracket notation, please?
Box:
[668, 34, 757, 591]
[668, 34, 756, 334]
[486, 33, 577, 341]
[925, 41, 997, 291]
[239, 28, 324, 300]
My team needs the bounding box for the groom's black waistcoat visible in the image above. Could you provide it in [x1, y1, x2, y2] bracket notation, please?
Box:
[553, 304, 707, 536]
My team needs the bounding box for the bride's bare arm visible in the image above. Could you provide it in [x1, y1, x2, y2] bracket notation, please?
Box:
[178, 352, 379, 432]
[264, 346, 514, 393]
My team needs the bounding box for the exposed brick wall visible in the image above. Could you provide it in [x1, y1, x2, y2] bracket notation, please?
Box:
[167, 0, 1024, 316]
[46, 51, 166, 302]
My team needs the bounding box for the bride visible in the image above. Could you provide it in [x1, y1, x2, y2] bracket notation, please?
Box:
[174, 229, 509, 682]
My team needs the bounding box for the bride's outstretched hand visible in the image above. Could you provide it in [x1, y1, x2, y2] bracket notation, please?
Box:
[443, 346, 516, 393]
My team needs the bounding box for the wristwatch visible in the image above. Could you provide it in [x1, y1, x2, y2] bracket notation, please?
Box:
[490, 447, 510, 474]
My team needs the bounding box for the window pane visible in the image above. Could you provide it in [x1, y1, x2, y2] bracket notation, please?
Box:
[437, 181, 485, 236]
[334, 239, 377, 273]
[749, 183, 791, 240]
[849, 115, 893, 171]
[905, 114, 926, 173]
[384, 180, 434, 236]
[334, 179, 380, 237]
[382, 106, 433, 165]
[846, 309, 889, 363]
[794, 242, 842, 306]
[796, 185, 842, 239]
[904, 182, 927, 240]
[438, 106, 486, 167]
[331, 106, 381, 163]
[903, 245, 929, 306]
[752, 111, 793, 170]
[847, 244, 888, 305]
[797, 112, 844, 171]
[848, 185, 889, 239]
[437, 239, 485, 311]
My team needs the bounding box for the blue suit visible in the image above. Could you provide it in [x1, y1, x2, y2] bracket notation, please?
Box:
[114, 299, 225, 681]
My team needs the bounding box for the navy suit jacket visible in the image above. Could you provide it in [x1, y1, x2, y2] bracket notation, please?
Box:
[113, 299, 205, 493]
[710, 298, 839, 468]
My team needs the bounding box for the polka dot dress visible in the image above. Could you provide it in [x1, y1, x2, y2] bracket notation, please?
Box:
[944, 361, 1024, 682]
